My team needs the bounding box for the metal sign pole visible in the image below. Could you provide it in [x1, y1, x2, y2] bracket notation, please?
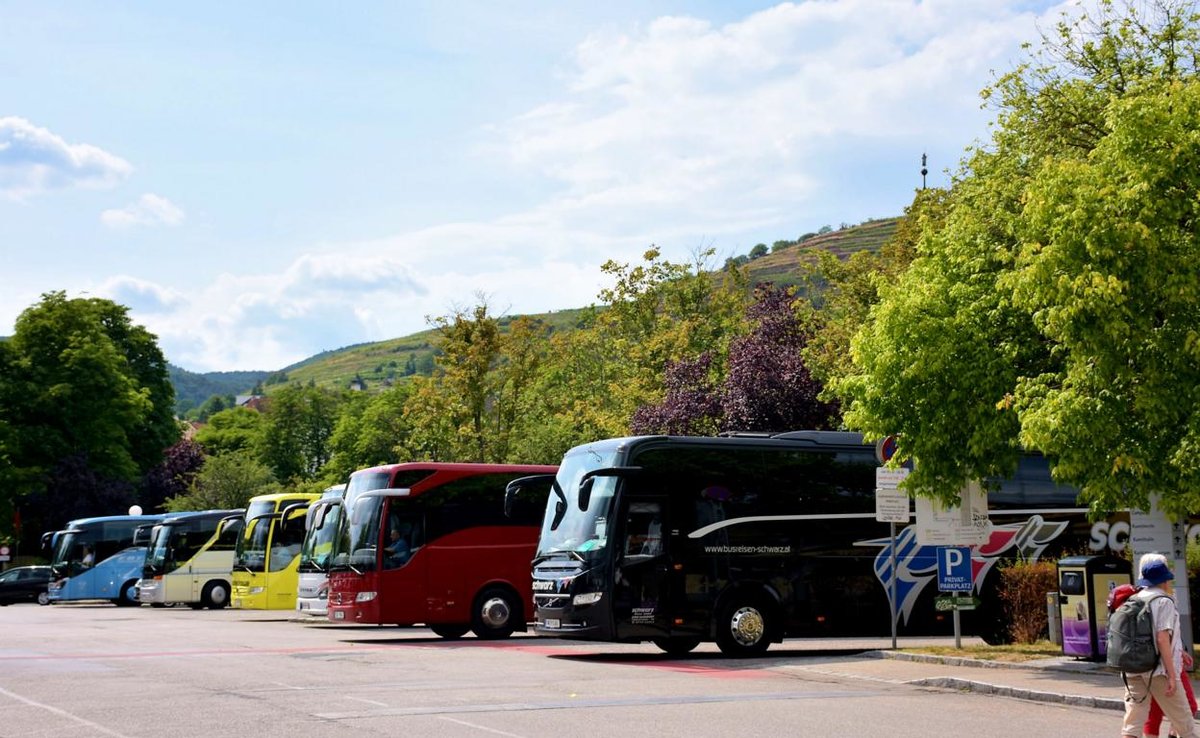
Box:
[890, 522, 897, 650]
[953, 600, 962, 649]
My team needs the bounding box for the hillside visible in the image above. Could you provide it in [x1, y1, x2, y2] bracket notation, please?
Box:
[176, 217, 900, 399]
[169, 365, 271, 414]
[742, 217, 900, 290]
[266, 307, 594, 394]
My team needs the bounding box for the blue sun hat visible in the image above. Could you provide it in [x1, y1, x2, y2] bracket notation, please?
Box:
[1139, 560, 1175, 587]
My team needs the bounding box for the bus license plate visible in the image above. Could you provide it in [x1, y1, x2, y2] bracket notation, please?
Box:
[544, 618, 560, 629]
[332, 610, 345, 620]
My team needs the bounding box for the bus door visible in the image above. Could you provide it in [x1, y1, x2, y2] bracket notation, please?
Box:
[379, 500, 425, 624]
[613, 496, 673, 640]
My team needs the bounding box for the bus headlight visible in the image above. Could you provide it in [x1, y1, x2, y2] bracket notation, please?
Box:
[249, 587, 265, 594]
[573, 592, 603, 607]
[355, 591, 377, 603]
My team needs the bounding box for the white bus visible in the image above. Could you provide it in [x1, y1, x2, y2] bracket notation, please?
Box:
[138, 510, 244, 609]
[296, 484, 347, 617]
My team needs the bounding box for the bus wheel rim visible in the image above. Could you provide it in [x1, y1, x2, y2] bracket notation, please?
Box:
[479, 596, 511, 628]
[729, 606, 764, 646]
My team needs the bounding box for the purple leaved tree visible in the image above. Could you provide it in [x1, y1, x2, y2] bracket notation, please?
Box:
[630, 352, 722, 436]
[721, 284, 838, 434]
[139, 438, 207, 513]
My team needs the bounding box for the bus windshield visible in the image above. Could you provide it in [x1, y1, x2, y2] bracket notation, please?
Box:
[144, 524, 174, 572]
[235, 517, 271, 572]
[299, 503, 343, 572]
[50, 530, 81, 569]
[537, 446, 619, 557]
[334, 495, 383, 572]
[327, 471, 396, 573]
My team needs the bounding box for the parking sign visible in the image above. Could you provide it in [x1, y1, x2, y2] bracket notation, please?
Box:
[937, 546, 973, 592]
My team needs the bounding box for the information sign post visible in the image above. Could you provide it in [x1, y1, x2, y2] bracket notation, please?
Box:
[875, 466, 909, 650]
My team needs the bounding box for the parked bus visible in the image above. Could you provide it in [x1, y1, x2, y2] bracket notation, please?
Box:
[296, 484, 348, 616]
[47, 514, 167, 605]
[326, 462, 557, 638]
[231, 492, 320, 609]
[513, 431, 1124, 656]
[137, 509, 244, 609]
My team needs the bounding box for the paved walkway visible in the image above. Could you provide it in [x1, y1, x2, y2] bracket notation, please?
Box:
[788, 650, 1125, 711]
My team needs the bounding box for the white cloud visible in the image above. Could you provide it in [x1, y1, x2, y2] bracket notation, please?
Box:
[95, 276, 187, 314]
[100, 193, 185, 228]
[496, 0, 1065, 234]
[0, 117, 132, 199]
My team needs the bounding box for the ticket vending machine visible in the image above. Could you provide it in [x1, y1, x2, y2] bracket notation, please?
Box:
[1057, 555, 1132, 660]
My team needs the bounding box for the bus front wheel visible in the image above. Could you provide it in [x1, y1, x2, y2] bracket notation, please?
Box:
[715, 595, 773, 657]
[114, 580, 140, 607]
[471, 586, 520, 640]
[201, 581, 230, 609]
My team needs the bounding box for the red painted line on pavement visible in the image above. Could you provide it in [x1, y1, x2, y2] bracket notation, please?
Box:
[0, 645, 375, 661]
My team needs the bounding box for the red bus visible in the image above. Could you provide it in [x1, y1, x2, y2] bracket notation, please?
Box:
[326, 462, 557, 638]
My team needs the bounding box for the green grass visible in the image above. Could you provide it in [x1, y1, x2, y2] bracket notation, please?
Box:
[899, 641, 1064, 662]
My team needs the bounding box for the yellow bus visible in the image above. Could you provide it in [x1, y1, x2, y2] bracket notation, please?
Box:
[230, 492, 319, 610]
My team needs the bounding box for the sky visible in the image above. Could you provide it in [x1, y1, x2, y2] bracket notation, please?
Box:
[1, 1, 1073, 373]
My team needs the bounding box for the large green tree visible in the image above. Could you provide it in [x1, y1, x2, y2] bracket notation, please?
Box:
[1, 292, 179, 538]
[837, 0, 1200, 513]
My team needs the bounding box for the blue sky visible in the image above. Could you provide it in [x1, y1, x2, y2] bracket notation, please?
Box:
[1, 1, 1068, 372]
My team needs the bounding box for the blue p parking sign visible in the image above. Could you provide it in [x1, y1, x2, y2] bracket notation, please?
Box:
[937, 546, 973, 592]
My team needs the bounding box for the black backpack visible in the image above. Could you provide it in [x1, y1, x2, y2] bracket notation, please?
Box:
[1107, 593, 1168, 673]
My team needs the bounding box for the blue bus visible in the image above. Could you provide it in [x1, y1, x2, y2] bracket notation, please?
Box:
[47, 514, 166, 605]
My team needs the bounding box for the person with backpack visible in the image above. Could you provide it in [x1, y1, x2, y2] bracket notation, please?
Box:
[1117, 553, 1197, 738]
[1109, 581, 1197, 737]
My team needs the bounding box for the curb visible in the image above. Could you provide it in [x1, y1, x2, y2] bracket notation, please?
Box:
[868, 649, 1108, 673]
[904, 676, 1126, 711]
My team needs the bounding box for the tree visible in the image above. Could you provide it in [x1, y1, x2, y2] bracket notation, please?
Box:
[193, 406, 264, 457]
[165, 450, 280, 512]
[323, 384, 415, 482]
[749, 243, 769, 259]
[401, 376, 460, 462]
[0, 292, 179, 538]
[722, 285, 838, 433]
[430, 299, 503, 461]
[139, 438, 206, 513]
[258, 384, 343, 483]
[629, 353, 723, 436]
[192, 394, 230, 422]
[1009, 77, 1200, 515]
[836, 0, 1200, 512]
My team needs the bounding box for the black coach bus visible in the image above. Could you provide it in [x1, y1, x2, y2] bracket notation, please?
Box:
[508, 431, 1116, 657]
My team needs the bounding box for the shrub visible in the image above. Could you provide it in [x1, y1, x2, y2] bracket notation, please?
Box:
[997, 560, 1058, 644]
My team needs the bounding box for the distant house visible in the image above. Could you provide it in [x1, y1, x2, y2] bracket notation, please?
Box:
[235, 394, 267, 411]
[348, 378, 367, 392]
